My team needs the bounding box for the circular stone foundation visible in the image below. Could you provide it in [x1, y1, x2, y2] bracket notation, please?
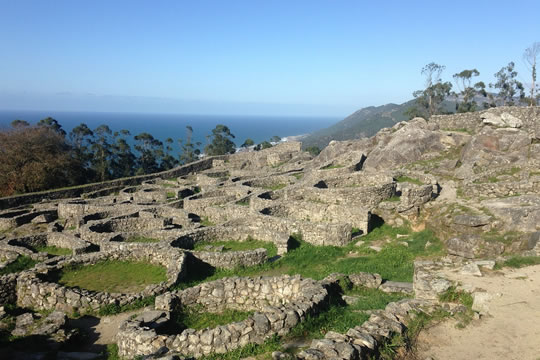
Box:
[15, 246, 187, 314]
[116, 275, 329, 358]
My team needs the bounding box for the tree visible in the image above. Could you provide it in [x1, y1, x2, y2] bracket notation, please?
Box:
[490, 62, 525, 106]
[270, 135, 281, 143]
[204, 125, 236, 156]
[305, 146, 321, 156]
[524, 42, 540, 106]
[179, 125, 201, 164]
[134, 132, 163, 174]
[160, 137, 179, 170]
[91, 125, 113, 182]
[111, 130, 136, 178]
[11, 119, 30, 128]
[241, 138, 255, 148]
[37, 117, 66, 137]
[406, 63, 452, 119]
[254, 141, 272, 151]
[453, 69, 483, 112]
[0, 125, 78, 196]
[69, 123, 95, 182]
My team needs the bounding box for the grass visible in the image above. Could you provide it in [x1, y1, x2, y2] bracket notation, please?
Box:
[290, 286, 407, 339]
[321, 164, 345, 170]
[441, 128, 473, 134]
[292, 173, 303, 180]
[98, 296, 156, 316]
[125, 235, 160, 243]
[378, 308, 452, 359]
[0, 256, 37, 275]
[383, 195, 401, 202]
[438, 286, 474, 328]
[198, 335, 283, 360]
[495, 256, 540, 269]
[236, 199, 250, 206]
[201, 217, 215, 227]
[34, 245, 72, 256]
[174, 305, 254, 330]
[481, 230, 521, 246]
[105, 343, 120, 360]
[262, 183, 287, 191]
[177, 226, 444, 290]
[193, 237, 278, 258]
[395, 175, 424, 186]
[58, 260, 167, 293]
[166, 191, 176, 199]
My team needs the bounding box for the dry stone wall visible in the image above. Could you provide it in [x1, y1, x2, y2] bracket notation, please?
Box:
[16, 247, 187, 314]
[116, 275, 329, 358]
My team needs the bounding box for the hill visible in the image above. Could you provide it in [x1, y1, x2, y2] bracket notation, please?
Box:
[301, 101, 415, 149]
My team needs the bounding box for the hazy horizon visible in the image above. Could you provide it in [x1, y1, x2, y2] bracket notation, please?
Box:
[1, 1, 539, 117]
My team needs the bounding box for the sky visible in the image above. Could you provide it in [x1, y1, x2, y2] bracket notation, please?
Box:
[0, 0, 539, 117]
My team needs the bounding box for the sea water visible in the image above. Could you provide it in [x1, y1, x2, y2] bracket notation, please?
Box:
[0, 110, 337, 152]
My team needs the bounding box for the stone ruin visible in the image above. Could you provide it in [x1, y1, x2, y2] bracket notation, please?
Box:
[0, 106, 538, 358]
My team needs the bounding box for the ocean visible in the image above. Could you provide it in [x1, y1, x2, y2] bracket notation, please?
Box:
[0, 110, 337, 152]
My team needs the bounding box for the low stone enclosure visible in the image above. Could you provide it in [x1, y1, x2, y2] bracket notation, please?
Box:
[16, 246, 187, 314]
[116, 275, 330, 358]
[1, 107, 539, 358]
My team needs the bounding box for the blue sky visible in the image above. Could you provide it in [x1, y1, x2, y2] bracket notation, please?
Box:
[0, 0, 538, 116]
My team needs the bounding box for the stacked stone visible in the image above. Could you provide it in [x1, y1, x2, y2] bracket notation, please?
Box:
[296, 299, 435, 360]
[16, 247, 186, 314]
[116, 275, 329, 358]
[0, 273, 17, 305]
[191, 248, 267, 269]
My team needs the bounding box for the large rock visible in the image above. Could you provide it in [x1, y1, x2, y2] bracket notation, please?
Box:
[482, 112, 523, 128]
[348, 272, 382, 288]
[363, 120, 448, 170]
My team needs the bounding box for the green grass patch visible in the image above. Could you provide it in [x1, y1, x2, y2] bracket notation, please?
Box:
[193, 238, 278, 258]
[383, 195, 401, 202]
[292, 173, 303, 180]
[482, 230, 521, 246]
[236, 199, 249, 206]
[58, 260, 167, 293]
[98, 296, 156, 316]
[439, 286, 473, 309]
[395, 176, 424, 185]
[105, 343, 120, 360]
[0, 256, 37, 275]
[198, 334, 282, 360]
[290, 286, 407, 340]
[125, 235, 160, 243]
[496, 256, 540, 269]
[201, 217, 215, 227]
[178, 227, 444, 289]
[174, 305, 253, 331]
[35, 245, 72, 256]
[438, 286, 474, 328]
[321, 164, 345, 170]
[166, 191, 176, 199]
[441, 128, 473, 134]
[262, 183, 287, 191]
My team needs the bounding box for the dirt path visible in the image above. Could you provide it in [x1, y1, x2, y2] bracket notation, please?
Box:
[416, 264, 540, 360]
[69, 308, 146, 352]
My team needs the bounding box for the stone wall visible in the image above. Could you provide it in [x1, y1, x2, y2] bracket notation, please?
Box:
[116, 275, 328, 358]
[282, 182, 396, 209]
[0, 274, 17, 306]
[47, 232, 91, 255]
[261, 200, 371, 235]
[431, 106, 540, 139]
[0, 156, 223, 210]
[190, 248, 268, 269]
[16, 247, 187, 314]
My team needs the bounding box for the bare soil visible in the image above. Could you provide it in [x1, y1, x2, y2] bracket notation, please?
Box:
[416, 264, 540, 360]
